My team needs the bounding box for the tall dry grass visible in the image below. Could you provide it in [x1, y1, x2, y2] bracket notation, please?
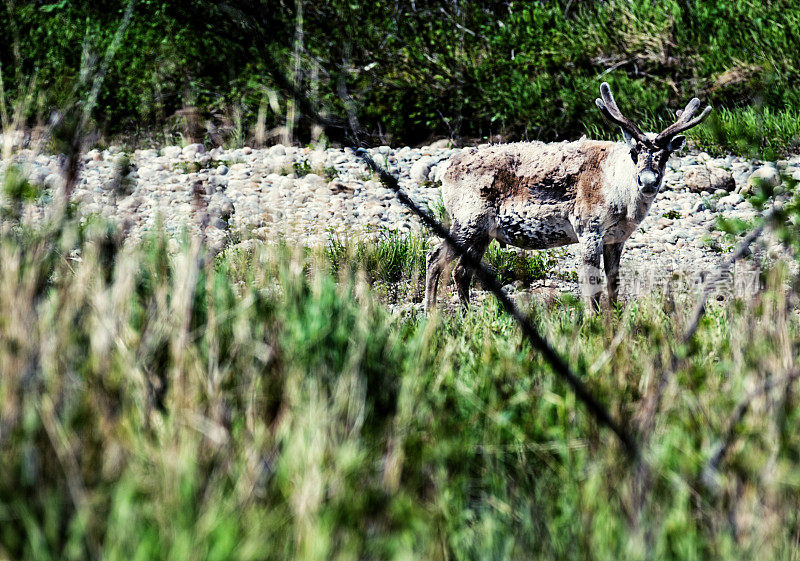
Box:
[0, 196, 798, 559]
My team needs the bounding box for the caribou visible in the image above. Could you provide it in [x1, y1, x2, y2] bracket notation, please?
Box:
[424, 82, 711, 312]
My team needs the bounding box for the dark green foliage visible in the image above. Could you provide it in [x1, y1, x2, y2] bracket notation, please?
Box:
[4, 1, 800, 152]
[484, 242, 561, 286]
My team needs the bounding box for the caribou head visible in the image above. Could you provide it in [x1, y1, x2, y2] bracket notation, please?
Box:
[595, 82, 712, 195]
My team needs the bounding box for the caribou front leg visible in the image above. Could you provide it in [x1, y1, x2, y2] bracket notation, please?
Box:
[577, 229, 604, 312]
[603, 242, 624, 307]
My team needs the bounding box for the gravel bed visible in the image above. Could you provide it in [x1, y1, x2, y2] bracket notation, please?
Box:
[2, 140, 796, 301]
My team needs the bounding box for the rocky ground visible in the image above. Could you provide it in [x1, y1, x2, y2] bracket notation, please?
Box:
[2, 139, 794, 302]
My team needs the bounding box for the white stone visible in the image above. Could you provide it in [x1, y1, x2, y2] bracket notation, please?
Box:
[182, 143, 205, 158]
[137, 167, 156, 180]
[162, 146, 182, 158]
[135, 149, 158, 159]
[719, 193, 744, 206]
[428, 139, 453, 150]
[44, 173, 64, 190]
[743, 165, 780, 195]
[299, 173, 326, 189]
[409, 156, 436, 183]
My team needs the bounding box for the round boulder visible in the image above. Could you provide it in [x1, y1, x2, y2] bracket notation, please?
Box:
[162, 145, 182, 159]
[682, 165, 735, 193]
[182, 143, 206, 158]
[741, 165, 780, 195]
[410, 156, 436, 183]
[717, 192, 745, 211]
[427, 138, 454, 150]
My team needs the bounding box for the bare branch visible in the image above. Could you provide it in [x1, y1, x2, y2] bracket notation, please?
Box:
[707, 369, 800, 473]
[681, 217, 768, 345]
[358, 150, 640, 460]
[638, 206, 775, 440]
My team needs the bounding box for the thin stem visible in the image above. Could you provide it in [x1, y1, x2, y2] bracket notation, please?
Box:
[359, 150, 640, 460]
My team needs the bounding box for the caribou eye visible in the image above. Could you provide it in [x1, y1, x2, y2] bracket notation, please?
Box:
[629, 146, 639, 162]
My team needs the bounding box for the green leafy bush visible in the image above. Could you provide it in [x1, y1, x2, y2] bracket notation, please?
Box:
[485, 243, 562, 285]
[4, 1, 800, 153]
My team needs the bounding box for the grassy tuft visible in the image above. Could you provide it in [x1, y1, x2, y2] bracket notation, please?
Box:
[1, 211, 799, 559]
[484, 242, 563, 286]
[172, 159, 229, 174]
[289, 158, 338, 181]
[326, 229, 429, 285]
[687, 106, 800, 159]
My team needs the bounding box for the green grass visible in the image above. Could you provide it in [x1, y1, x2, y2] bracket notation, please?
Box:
[324, 231, 563, 297]
[326, 230, 430, 285]
[6, 1, 800, 153]
[687, 107, 800, 159]
[484, 243, 563, 286]
[424, 193, 450, 230]
[1, 207, 800, 559]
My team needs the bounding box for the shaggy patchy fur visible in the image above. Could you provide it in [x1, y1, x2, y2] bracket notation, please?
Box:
[424, 82, 710, 313]
[424, 137, 678, 312]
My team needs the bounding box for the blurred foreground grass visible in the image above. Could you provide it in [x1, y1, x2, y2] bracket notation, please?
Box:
[0, 207, 799, 561]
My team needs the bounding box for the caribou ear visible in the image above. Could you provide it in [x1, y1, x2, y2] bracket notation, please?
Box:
[667, 135, 686, 151]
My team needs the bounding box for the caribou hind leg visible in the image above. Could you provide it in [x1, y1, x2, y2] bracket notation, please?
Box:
[424, 219, 492, 312]
[603, 242, 624, 307]
[451, 231, 491, 310]
[424, 241, 456, 313]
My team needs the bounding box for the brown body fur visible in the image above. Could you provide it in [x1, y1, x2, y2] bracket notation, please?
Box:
[444, 141, 611, 216]
[425, 139, 649, 312]
[423, 82, 711, 314]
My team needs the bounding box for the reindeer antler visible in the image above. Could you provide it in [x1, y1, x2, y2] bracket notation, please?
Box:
[595, 82, 652, 145]
[654, 96, 712, 146]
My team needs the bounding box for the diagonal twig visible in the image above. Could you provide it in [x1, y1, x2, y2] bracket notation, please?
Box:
[638, 206, 776, 439]
[707, 369, 800, 473]
[358, 150, 640, 459]
[681, 217, 769, 345]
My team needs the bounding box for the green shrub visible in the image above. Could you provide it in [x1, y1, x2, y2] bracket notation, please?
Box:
[327, 229, 429, 284]
[5, 0, 800, 153]
[484, 243, 562, 286]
